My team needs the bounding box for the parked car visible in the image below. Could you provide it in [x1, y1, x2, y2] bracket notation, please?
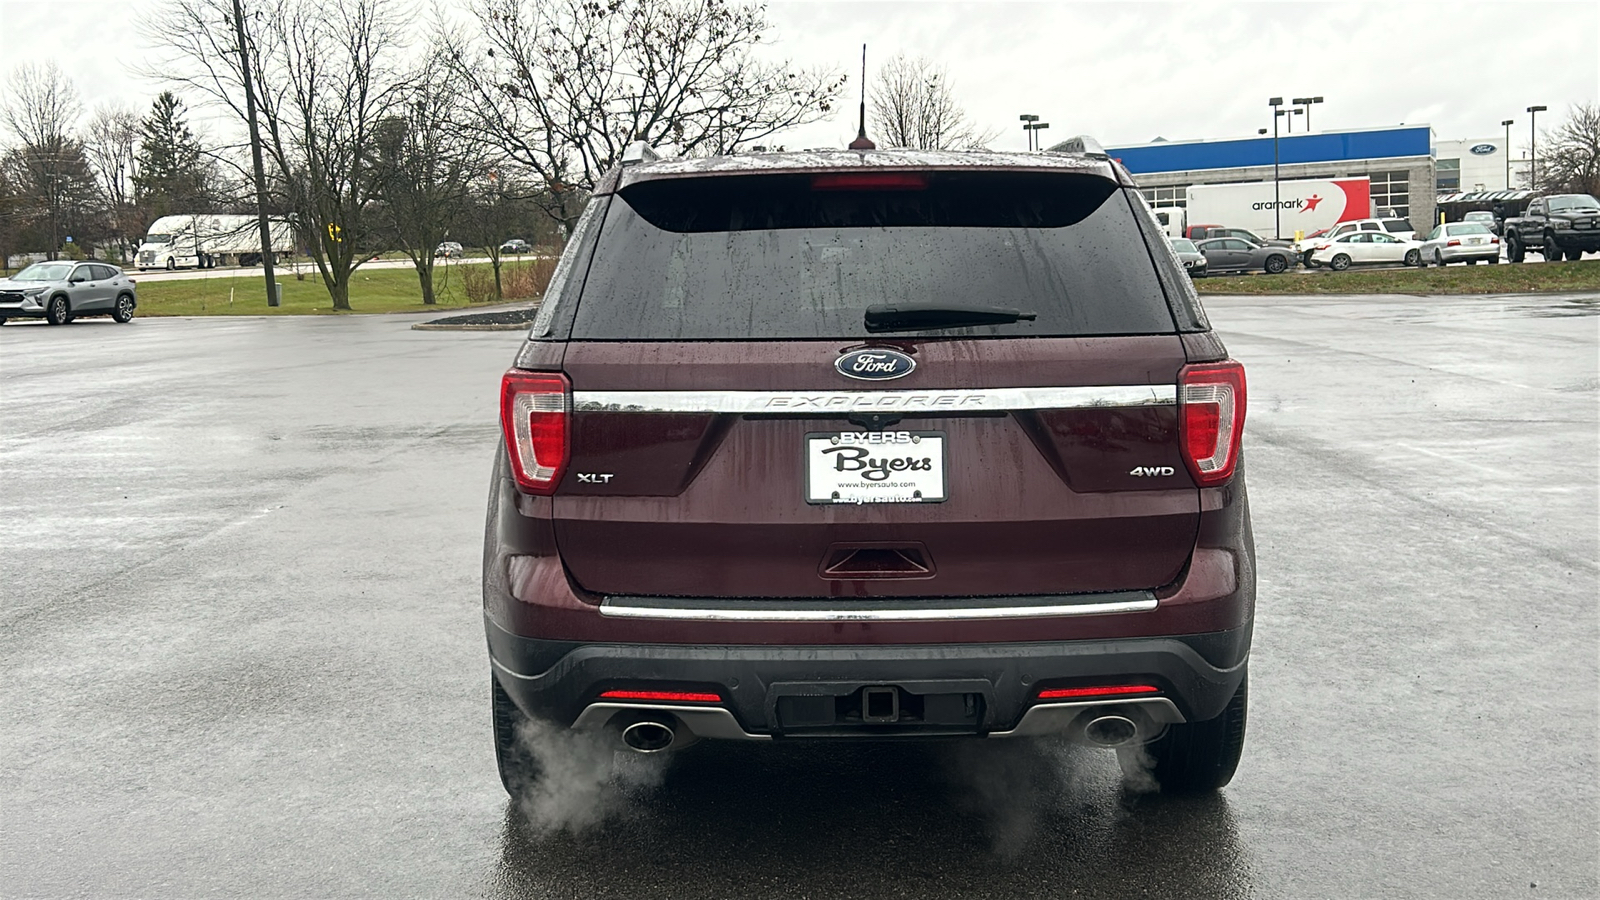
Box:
[1418, 222, 1500, 266]
[1202, 227, 1292, 248]
[499, 238, 532, 255]
[1308, 231, 1423, 270]
[1168, 237, 1208, 277]
[1184, 223, 1225, 240]
[1461, 210, 1499, 235]
[1502, 194, 1600, 262]
[0, 260, 138, 326]
[486, 141, 1255, 798]
[1293, 228, 1330, 267]
[1324, 217, 1417, 242]
[434, 241, 464, 259]
[1195, 237, 1295, 274]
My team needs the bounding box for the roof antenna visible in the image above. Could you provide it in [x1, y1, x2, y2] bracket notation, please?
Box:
[848, 44, 875, 151]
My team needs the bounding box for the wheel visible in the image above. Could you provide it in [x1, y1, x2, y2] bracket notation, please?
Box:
[1545, 233, 1562, 261]
[1434, 250, 1445, 267]
[1404, 249, 1421, 268]
[1507, 233, 1525, 263]
[45, 295, 70, 325]
[1488, 256, 1499, 264]
[492, 673, 543, 797]
[1264, 254, 1287, 274]
[1119, 670, 1248, 794]
[112, 294, 135, 323]
[1567, 248, 1585, 262]
[165, 257, 176, 271]
[0, 317, 7, 326]
[1330, 253, 1351, 271]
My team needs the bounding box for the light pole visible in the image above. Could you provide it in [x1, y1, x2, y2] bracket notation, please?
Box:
[1269, 97, 1283, 239]
[1526, 105, 1547, 189]
[1502, 119, 1514, 190]
[1298, 96, 1324, 131]
[1026, 121, 1050, 151]
[1281, 106, 1303, 134]
[1019, 114, 1039, 151]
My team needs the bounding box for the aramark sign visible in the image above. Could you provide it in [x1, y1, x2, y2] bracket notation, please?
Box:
[1186, 177, 1372, 238]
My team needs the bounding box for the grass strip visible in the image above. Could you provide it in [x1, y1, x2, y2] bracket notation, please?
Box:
[1193, 260, 1600, 295]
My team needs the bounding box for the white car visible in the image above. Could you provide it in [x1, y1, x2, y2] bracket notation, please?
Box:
[1324, 217, 1418, 242]
[1309, 231, 1423, 270]
[1418, 222, 1501, 266]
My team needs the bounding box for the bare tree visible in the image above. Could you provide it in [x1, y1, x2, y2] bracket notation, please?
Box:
[444, 0, 844, 234]
[869, 54, 996, 151]
[1537, 103, 1600, 196]
[1, 62, 86, 259]
[85, 103, 142, 262]
[372, 54, 479, 305]
[143, 0, 409, 310]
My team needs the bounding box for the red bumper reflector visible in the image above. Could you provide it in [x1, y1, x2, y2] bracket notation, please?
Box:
[598, 690, 722, 703]
[1037, 684, 1160, 700]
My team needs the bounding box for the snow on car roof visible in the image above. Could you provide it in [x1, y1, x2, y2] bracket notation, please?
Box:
[611, 148, 1120, 190]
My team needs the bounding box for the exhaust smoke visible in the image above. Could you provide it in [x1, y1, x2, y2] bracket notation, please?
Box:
[508, 716, 667, 835]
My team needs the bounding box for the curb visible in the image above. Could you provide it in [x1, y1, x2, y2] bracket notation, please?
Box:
[410, 321, 531, 332]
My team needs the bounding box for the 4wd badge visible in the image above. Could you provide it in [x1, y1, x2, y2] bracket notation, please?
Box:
[836, 349, 916, 381]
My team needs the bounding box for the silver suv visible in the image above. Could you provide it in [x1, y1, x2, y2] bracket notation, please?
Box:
[0, 261, 139, 326]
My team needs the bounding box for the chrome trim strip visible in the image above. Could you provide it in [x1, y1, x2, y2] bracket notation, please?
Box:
[572, 385, 1175, 414]
[571, 703, 771, 741]
[990, 697, 1187, 738]
[599, 596, 1158, 622]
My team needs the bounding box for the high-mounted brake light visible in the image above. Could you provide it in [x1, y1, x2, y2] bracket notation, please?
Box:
[500, 370, 570, 494]
[810, 172, 928, 191]
[599, 690, 722, 703]
[1037, 684, 1160, 700]
[1179, 360, 1246, 487]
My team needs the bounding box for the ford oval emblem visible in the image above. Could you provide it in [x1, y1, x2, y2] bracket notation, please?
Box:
[1470, 143, 1496, 155]
[836, 348, 916, 381]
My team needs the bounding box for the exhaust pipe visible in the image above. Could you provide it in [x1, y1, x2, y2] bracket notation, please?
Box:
[620, 719, 677, 753]
[1082, 714, 1140, 748]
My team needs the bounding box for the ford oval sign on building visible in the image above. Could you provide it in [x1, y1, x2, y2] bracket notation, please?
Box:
[836, 349, 916, 381]
[1470, 143, 1497, 155]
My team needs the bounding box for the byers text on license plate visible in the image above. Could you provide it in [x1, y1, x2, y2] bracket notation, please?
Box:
[805, 431, 947, 504]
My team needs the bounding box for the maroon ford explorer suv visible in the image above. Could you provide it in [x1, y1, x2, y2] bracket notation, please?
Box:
[486, 139, 1253, 795]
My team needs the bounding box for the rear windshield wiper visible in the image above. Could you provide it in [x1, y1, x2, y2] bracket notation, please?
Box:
[863, 303, 1038, 333]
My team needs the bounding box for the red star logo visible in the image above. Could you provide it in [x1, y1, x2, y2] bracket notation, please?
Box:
[1303, 194, 1323, 213]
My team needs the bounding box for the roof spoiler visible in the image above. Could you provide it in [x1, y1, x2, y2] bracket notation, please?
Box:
[620, 141, 660, 166]
[1054, 135, 1108, 158]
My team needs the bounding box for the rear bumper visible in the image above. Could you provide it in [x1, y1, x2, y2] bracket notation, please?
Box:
[1437, 245, 1499, 262]
[488, 618, 1249, 735]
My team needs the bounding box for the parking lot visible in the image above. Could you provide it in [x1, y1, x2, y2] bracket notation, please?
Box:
[1, 293, 1596, 898]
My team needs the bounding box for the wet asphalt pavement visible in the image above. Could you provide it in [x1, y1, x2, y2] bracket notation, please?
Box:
[2, 292, 1596, 899]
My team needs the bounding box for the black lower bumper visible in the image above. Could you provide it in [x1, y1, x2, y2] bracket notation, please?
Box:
[487, 618, 1249, 736]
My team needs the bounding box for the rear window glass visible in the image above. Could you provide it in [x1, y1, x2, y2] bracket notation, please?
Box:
[571, 173, 1174, 340]
[1382, 219, 1414, 232]
[1446, 223, 1491, 236]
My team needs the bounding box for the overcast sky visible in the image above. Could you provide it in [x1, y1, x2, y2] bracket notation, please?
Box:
[2, 0, 1596, 158]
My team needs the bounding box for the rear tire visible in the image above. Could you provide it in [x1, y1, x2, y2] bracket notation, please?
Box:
[46, 295, 70, 325]
[1330, 253, 1351, 271]
[1404, 249, 1421, 268]
[112, 294, 135, 323]
[1120, 670, 1248, 794]
[1488, 256, 1499, 264]
[1434, 250, 1445, 267]
[492, 673, 543, 798]
[1507, 233, 1525, 263]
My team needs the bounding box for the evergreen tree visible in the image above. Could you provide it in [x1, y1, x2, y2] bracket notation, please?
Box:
[134, 91, 207, 216]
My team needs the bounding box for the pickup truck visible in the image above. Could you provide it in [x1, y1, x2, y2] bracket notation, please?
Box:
[1503, 194, 1600, 262]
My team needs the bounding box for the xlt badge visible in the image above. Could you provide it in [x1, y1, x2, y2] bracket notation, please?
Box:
[836, 349, 916, 381]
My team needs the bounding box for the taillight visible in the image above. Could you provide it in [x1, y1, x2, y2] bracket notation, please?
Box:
[1491, 238, 1500, 244]
[1179, 360, 1246, 486]
[1447, 239, 1461, 247]
[500, 370, 570, 494]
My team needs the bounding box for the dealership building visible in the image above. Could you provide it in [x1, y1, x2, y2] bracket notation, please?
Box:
[1065, 126, 1534, 235]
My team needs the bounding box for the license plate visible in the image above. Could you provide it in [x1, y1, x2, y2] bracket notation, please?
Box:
[1468, 237, 1485, 245]
[805, 431, 947, 504]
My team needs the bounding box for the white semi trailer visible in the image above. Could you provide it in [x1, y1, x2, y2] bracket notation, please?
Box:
[136, 215, 295, 270]
[1182, 178, 1374, 240]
